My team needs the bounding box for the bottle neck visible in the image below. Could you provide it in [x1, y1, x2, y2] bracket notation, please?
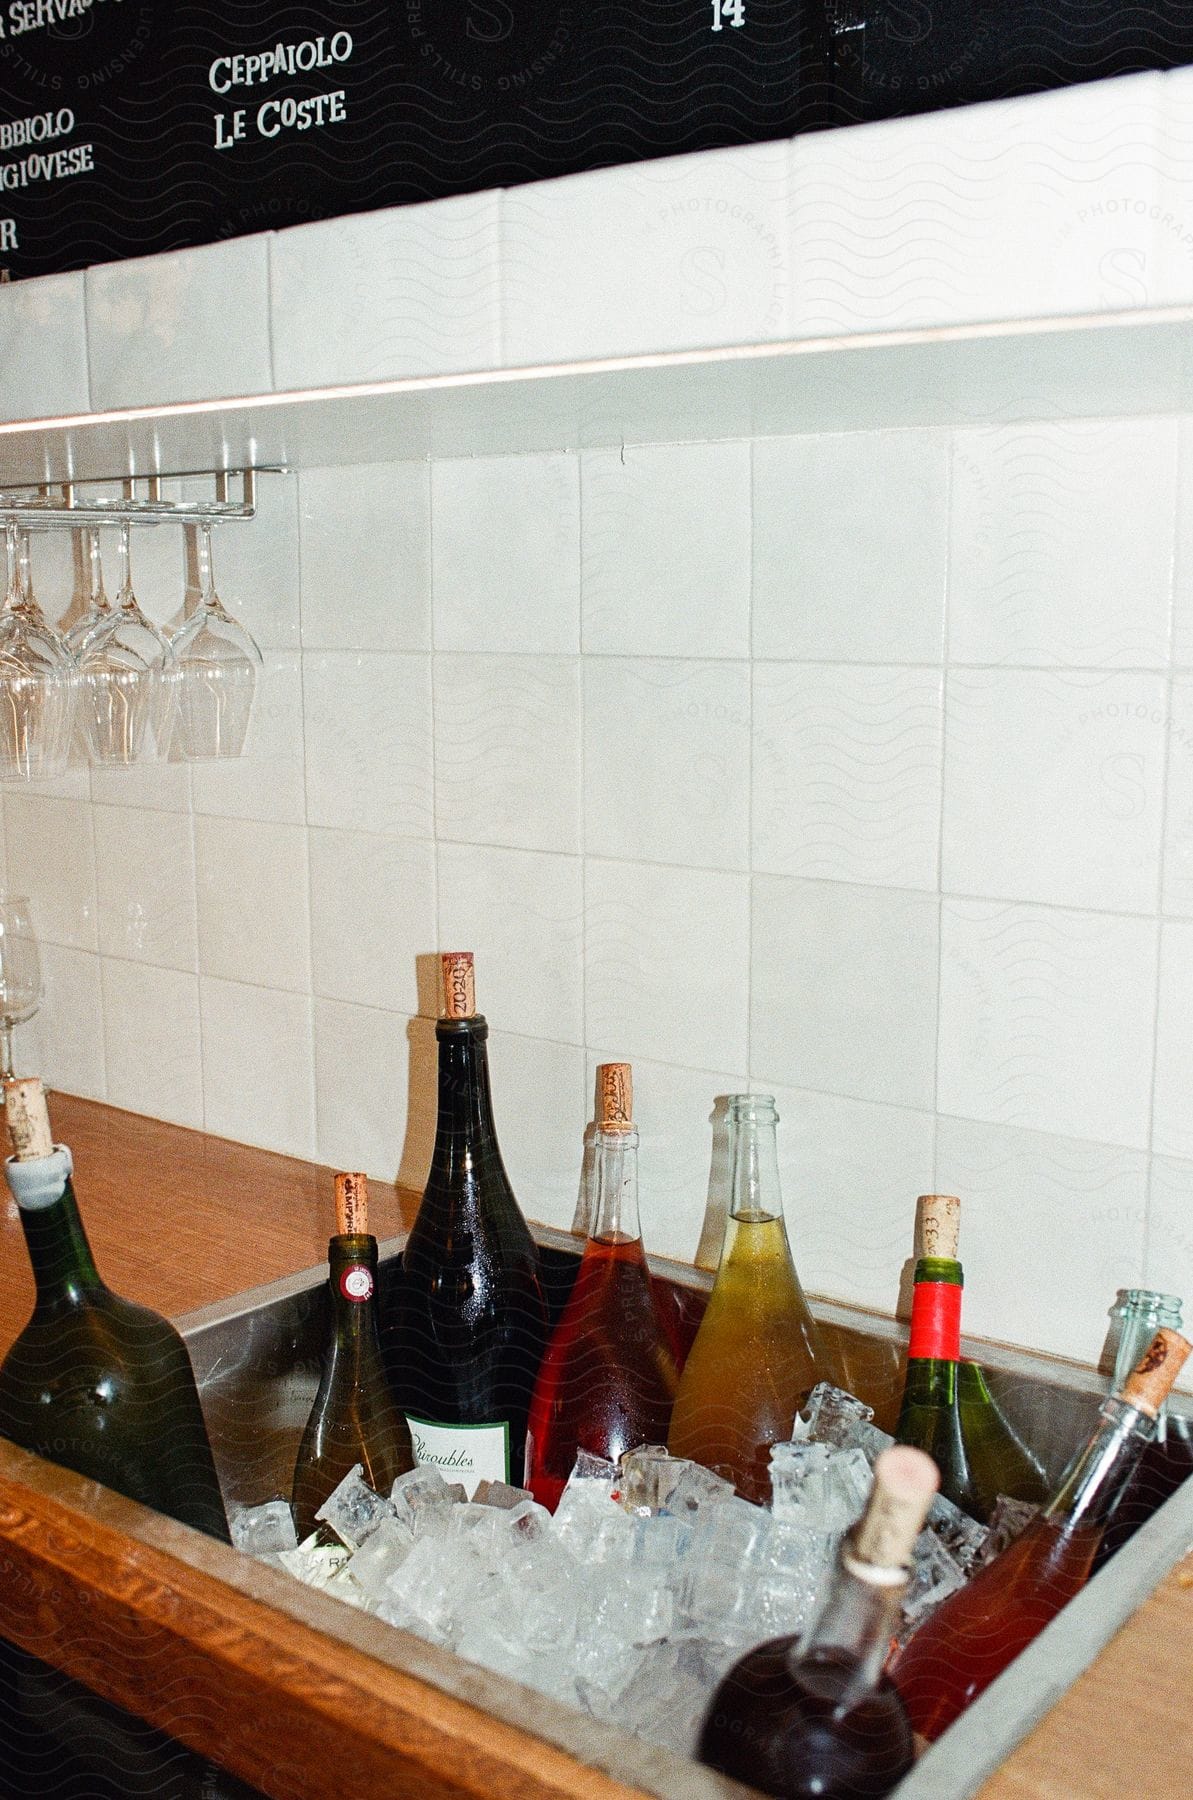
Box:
[727, 1097, 783, 1223]
[326, 1235, 382, 1358]
[6, 1150, 104, 1306]
[1046, 1395, 1157, 1531]
[1111, 1292, 1184, 1425]
[795, 1550, 907, 1692]
[592, 1127, 642, 1244]
[906, 1257, 964, 1365]
[434, 1016, 500, 1146]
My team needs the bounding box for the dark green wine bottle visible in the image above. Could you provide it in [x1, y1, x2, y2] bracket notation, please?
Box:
[383, 952, 548, 1493]
[292, 1172, 415, 1542]
[0, 1078, 229, 1542]
[895, 1194, 1044, 1522]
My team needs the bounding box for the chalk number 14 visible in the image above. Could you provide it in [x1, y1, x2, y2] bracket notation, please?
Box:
[711, 0, 745, 29]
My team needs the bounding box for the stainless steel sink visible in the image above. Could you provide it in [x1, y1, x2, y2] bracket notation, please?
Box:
[175, 1223, 1193, 1800]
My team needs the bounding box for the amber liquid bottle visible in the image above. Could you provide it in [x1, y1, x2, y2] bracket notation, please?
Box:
[700, 1445, 939, 1799]
[292, 1172, 415, 1542]
[0, 1078, 229, 1542]
[892, 1326, 1193, 1742]
[894, 1194, 1045, 1523]
[525, 1064, 678, 1510]
[384, 953, 547, 1494]
[668, 1094, 831, 1503]
[1092, 1289, 1193, 1570]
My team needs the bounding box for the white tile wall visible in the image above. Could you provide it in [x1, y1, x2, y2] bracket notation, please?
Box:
[14, 68, 1193, 1368]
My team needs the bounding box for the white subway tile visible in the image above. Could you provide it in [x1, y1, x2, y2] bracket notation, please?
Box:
[309, 827, 435, 1017]
[304, 651, 433, 839]
[770, 1086, 935, 1315]
[503, 142, 790, 365]
[937, 1116, 1146, 1364]
[300, 463, 431, 653]
[582, 1054, 749, 1266]
[584, 659, 750, 872]
[101, 959, 202, 1128]
[582, 442, 750, 659]
[1171, 418, 1193, 667]
[585, 859, 749, 1074]
[189, 653, 305, 825]
[434, 654, 580, 854]
[487, 1031, 587, 1232]
[938, 899, 1157, 1149]
[200, 977, 315, 1159]
[750, 877, 938, 1111]
[433, 454, 580, 654]
[1153, 920, 1193, 1159]
[271, 194, 501, 387]
[943, 669, 1167, 913]
[30, 945, 105, 1103]
[754, 664, 943, 889]
[87, 239, 272, 408]
[1154, 65, 1193, 305]
[314, 998, 425, 1186]
[949, 420, 1176, 667]
[790, 75, 1164, 334]
[0, 272, 89, 419]
[93, 805, 197, 972]
[89, 761, 192, 814]
[1164, 674, 1193, 915]
[437, 844, 583, 1045]
[194, 815, 310, 993]
[752, 433, 948, 662]
[4, 793, 96, 951]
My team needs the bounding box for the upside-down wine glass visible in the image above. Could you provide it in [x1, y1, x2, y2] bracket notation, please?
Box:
[0, 896, 41, 1081]
[170, 522, 262, 759]
[0, 523, 78, 781]
[74, 521, 176, 766]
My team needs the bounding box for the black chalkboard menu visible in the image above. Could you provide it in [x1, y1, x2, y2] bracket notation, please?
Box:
[1, 2, 1191, 282]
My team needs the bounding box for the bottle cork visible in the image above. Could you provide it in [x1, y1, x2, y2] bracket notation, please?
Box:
[918, 1194, 961, 1260]
[1120, 1327, 1193, 1417]
[852, 1446, 940, 1571]
[441, 951, 476, 1020]
[4, 1077, 53, 1162]
[335, 1171, 369, 1236]
[597, 1063, 633, 1131]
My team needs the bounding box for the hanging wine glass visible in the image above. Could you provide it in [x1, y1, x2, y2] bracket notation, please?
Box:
[65, 528, 113, 655]
[170, 522, 262, 759]
[73, 521, 177, 766]
[0, 522, 78, 781]
[0, 895, 41, 1081]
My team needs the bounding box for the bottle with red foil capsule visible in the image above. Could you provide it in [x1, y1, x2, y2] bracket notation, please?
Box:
[894, 1195, 1044, 1522]
[292, 1172, 414, 1541]
[525, 1064, 678, 1510]
[891, 1326, 1193, 1742]
[699, 1446, 939, 1799]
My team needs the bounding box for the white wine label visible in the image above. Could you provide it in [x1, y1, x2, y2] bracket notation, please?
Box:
[339, 1265, 373, 1302]
[405, 1416, 510, 1497]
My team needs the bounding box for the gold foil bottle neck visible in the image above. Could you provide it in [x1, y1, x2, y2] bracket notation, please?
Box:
[1121, 1327, 1193, 1417]
[851, 1445, 939, 1573]
[4, 1076, 53, 1161]
[335, 1171, 369, 1237]
[441, 951, 476, 1019]
[917, 1193, 961, 1260]
[596, 1063, 633, 1131]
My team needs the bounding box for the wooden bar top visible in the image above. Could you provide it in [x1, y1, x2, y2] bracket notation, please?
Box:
[0, 1096, 1191, 1799]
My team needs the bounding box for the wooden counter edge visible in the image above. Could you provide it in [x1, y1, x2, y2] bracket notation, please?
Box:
[0, 1437, 729, 1800]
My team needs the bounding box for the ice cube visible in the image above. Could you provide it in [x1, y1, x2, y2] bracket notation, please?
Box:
[797, 1382, 895, 1465]
[277, 1534, 351, 1591]
[390, 1465, 460, 1538]
[345, 1515, 414, 1604]
[926, 1490, 988, 1574]
[617, 1445, 678, 1516]
[977, 1494, 1041, 1568]
[229, 1499, 298, 1557]
[378, 1532, 475, 1646]
[552, 1452, 625, 1554]
[315, 1464, 392, 1550]
[769, 1440, 831, 1521]
[820, 1447, 873, 1533]
[664, 1461, 734, 1519]
[473, 1478, 534, 1509]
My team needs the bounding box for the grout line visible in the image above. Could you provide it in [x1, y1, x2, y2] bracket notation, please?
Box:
[932, 434, 956, 1182]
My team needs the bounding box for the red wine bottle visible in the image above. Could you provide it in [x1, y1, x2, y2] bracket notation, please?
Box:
[1092, 1289, 1193, 1569]
[384, 953, 547, 1495]
[699, 1445, 939, 1798]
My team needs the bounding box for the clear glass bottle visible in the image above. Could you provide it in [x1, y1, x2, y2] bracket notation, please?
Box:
[384, 953, 547, 1494]
[1091, 1288, 1191, 1570]
[0, 1077, 229, 1542]
[668, 1095, 829, 1504]
[525, 1063, 677, 1510]
[292, 1172, 415, 1542]
[892, 1326, 1192, 1741]
[700, 1445, 939, 1799]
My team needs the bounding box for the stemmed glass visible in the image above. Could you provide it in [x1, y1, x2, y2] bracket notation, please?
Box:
[73, 521, 177, 765]
[0, 896, 41, 1081]
[0, 523, 78, 781]
[65, 528, 113, 654]
[170, 522, 262, 759]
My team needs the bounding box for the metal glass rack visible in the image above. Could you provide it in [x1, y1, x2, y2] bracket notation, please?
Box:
[0, 469, 271, 529]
